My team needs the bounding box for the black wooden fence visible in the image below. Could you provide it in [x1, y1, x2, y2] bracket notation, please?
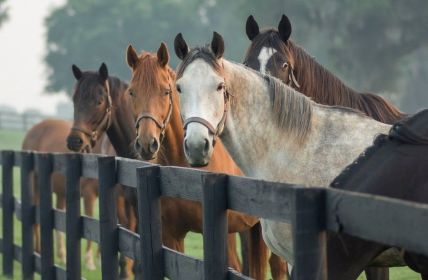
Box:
[1, 149, 428, 279]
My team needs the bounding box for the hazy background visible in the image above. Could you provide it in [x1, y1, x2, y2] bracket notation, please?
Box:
[1, 0, 428, 121]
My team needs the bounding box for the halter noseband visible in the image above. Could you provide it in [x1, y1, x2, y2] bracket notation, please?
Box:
[183, 83, 230, 146]
[134, 85, 173, 143]
[71, 80, 113, 147]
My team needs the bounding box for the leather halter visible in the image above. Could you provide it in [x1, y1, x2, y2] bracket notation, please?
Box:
[183, 83, 230, 146]
[71, 80, 113, 147]
[283, 62, 300, 89]
[135, 85, 173, 143]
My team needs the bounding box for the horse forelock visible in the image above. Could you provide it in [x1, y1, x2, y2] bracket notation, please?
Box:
[176, 46, 222, 79]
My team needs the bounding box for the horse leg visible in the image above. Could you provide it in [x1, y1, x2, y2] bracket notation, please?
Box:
[247, 222, 269, 280]
[56, 194, 66, 264]
[239, 231, 250, 275]
[83, 186, 97, 270]
[32, 172, 41, 253]
[227, 233, 242, 272]
[269, 253, 289, 280]
[364, 267, 389, 280]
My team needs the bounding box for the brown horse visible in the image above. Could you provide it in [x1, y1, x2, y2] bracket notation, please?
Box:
[125, 42, 271, 279]
[244, 14, 405, 125]
[22, 118, 126, 270]
[66, 63, 139, 278]
[243, 14, 407, 280]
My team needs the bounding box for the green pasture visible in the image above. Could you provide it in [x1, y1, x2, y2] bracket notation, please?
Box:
[0, 129, 419, 279]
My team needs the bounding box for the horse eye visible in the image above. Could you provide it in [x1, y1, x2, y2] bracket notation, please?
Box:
[165, 89, 171, 96]
[176, 84, 181, 93]
[282, 62, 289, 69]
[217, 83, 225, 91]
[129, 90, 135, 97]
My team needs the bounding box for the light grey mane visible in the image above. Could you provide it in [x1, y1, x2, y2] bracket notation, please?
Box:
[230, 60, 313, 143]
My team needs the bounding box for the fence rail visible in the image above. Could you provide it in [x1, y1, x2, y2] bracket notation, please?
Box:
[0, 111, 47, 131]
[1, 150, 428, 279]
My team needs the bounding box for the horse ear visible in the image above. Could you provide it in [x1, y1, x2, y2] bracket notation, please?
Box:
[246, 15, 260, 41]
[278, 14, 292, 42]
[72, 64, 82, 80]
[99, 62, 108, 81]
[126, 44, 139, 69]
[211, 31, 225, 59]
[174, 33, 189, 60]
[157, 42, 169, 67]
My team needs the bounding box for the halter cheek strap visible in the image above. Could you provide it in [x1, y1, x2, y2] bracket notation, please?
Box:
[183, 85, 230, 146]
[71, 80, 113, 147]
[135, 86, 173, 143]
[283, 62, 300, 89]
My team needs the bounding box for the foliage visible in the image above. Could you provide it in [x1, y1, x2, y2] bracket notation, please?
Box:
[45, 0, 428, 103]
[0, 0, 9, 26]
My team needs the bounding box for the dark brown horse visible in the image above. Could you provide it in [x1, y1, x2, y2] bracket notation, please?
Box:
[243, 15, 408, 280]
[22, 118, 126, 271]
[66, 64, 139, 278]
[125, 43, 271, 279]
[244, 14, 405, 125]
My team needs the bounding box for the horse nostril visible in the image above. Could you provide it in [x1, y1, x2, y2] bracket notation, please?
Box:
[184, 139, 189, 151]
[134, 138, 141, 152]
[203, 138, 210, 154]
[149, 138, 159, 154]
[77, 138, 83, 145]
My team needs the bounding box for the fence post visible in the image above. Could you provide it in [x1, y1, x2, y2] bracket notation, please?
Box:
[2, 151, 14, 277]
[291, 186, 327, 280]
[136, 165, 163, 280]
[202, 173, 228, 280]
[65, 153, 82, 279]
[20, 151, 34, 280]
[36, 153, 54, 279]
[98, 156, 119, 280]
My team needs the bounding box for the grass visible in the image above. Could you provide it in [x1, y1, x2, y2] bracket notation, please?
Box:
[0, 129, 421, 279]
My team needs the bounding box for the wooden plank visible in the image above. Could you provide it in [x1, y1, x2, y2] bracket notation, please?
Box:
[98, 156, 119, 280]
[36, 153, 55, 279]
[137, 165, 163, 280]
[116, 157, 150, 187]
[81, 153, 99, 179]
[326, 188, 428, 256]
[202, 173, 228, 280]
[2, 150, 14, 277]
[227, 175, 295, 223]
[159, 166, 205, 201]
[52, 153, 66, 173]
[81, 215, 100, 243]
[291, 186, 327, 280]
[65, 153, 82, 280]
[20, 151, 35, 279]
[53, 209, 66, 232]
[118, 226, 140, 261]
[228, 269, 254, 280]
[163, 247, 204, 280]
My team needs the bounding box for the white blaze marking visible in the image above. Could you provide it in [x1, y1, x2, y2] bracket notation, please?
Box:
[258, 47, 277, 74]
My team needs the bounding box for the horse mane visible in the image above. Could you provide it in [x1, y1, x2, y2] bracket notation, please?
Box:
[263, 74, 313, 143]
[287, 40, 405, 124]
[245, 29, 405, 124]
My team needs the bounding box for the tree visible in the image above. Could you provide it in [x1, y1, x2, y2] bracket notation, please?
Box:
[0, 0, 9, 27]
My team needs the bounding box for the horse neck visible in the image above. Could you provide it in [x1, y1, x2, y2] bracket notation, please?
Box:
[222, 60, 312, 177]
[157, 90, 188, 166]
[106, 78, 138, 159]
[289, 42, 360, 105]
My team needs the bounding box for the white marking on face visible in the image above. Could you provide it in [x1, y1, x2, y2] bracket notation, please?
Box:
[258, 47, 277, 74]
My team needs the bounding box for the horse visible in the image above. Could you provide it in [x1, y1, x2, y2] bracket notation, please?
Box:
[243, 14, 409, 280]
[173, 31, 424, 279]
[243, 14, 405, 125]
[22, 118, 124, 271]
[125, 42, 270, 279]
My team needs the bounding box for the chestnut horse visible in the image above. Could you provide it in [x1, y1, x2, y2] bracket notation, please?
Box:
[243, 14, 407, 280]
[125, 43, 271, 279]
[22, 118, 125, 270]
